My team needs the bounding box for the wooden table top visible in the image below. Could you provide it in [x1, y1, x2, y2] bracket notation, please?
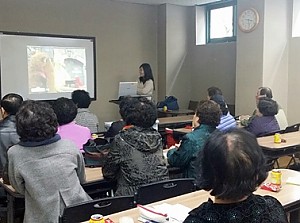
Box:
[158, 109, 194, 115]
[158, 115, 193, 125]
[86, 167, 103, 183]
[257, 131, 300, 150]
[82, 169, 300, 223]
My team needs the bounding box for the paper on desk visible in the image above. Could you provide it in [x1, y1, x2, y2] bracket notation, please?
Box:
[152, 203, 191, 223]
[286, 177, 300, 186]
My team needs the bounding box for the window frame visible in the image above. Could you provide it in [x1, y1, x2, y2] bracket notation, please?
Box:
[206, 0, 237, 44]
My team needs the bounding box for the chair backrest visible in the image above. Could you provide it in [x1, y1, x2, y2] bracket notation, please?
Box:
[134, 178, 196, 205]
[283, 123, 300, 133]
[227, 104, 235, 116]
[188, 100, 198, 111]
[59, 196, 135, 223]
[257, 129, 283, 137]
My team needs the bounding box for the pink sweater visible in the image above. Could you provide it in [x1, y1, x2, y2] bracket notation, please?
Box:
[57, 122, 91, 151]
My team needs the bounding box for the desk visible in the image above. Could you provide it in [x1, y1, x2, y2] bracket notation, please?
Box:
[82, 169, 300, 223]
[0, 167, 106, 223]
[158, 115, 193, 129]
[109, 96, 151, 105]
[158, 109, 194, 117]
[257, 131, 300, 159]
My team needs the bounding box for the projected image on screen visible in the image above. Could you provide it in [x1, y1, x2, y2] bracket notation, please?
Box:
[0, 32, 95, 100]
[27, 46, 87, 94]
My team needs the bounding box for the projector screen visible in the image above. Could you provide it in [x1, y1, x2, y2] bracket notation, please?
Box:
[0, 32, 96, 100]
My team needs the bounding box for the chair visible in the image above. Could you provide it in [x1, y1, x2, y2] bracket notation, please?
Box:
[188, 100, 198, 111]
[134, 178, 196, 205]
[283, 123, 300, 133]
[227, 104, 235, 116]
[259, 130, 284, 169]
[282, 123, 300, 168]
[59, 196, 135, 223]
[257, 129, 283, 137]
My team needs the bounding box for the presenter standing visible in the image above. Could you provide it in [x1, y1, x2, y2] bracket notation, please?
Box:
[137, 63, 155, 97]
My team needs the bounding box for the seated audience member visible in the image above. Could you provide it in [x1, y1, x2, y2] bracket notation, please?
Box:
[72, 90, 99, 133]
[105, 96, 134, 139]
[207, 86, 223, 99]
[184, 129, 288, 223]
[211, 94, 236, 131]
[245, 97, 280, 137]
[167, 100, 221, 178]
[52, 97, 91, 151]
[102, 97, 168, 196]
[0, 93, 23, 178]
[8, 100, 91, 223]
[241, 87, 288, 130]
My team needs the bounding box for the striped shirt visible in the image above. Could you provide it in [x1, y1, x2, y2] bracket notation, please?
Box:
[217, 112, 237, 132]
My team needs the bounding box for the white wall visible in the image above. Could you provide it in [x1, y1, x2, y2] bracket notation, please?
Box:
[161, 5, 237, 109]
[236, 0, 296, 124]
[0, 0, 158, 130]
[263, 0, 291, 115]
[235, 0, 265, 115]
[165, 4, 192, 108]
[1, 0, 299, 127]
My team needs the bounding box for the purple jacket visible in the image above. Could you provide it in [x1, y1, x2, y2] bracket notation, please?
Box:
[245, 116, 280, 137]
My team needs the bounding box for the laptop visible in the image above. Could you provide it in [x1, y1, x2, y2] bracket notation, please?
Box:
[118, 82, 138, 98]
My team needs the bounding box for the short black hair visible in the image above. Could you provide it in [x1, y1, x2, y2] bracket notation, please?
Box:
[200, 129, 267, 200]
[125, 97, 157, 128]
[71, 90, 91, 108]
[258, 87, 273, 99]
[207, 86, 223, 98]
[52, 97, 77, 125]
[210, 94, 228, 115]
[1, 93, 23, 115]
[258, 98, 278, 116]
[195, 100, 221, 127]
[16, 100, 58, 142]
[119, 96, 135, 122]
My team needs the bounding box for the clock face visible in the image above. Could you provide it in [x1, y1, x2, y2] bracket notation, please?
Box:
[238, 8, 259, 32]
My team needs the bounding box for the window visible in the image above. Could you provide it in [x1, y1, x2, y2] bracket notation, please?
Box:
[206, 0, 237, 43]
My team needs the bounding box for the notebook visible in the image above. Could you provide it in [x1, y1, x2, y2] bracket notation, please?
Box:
[118, 82, 138, 98]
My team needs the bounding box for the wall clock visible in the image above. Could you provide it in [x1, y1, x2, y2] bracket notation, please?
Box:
[238, 8, 259, 33]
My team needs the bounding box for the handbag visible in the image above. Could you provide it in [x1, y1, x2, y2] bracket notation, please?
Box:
[157, 96, 179, 110]
[83, 138, 110, 167]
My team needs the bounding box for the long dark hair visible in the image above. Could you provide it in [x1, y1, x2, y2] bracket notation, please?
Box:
[139, 63, 155, 90]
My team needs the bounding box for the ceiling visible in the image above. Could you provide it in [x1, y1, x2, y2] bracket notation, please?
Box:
[110, 0, 220, 6]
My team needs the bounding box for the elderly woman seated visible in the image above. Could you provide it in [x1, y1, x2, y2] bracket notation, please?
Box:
[102, 97, 169, 196]
[245, 97, 280, 137]
[52, 97, 91, 151]
[167, 100, 221, 178]
[184, 129, 288, 223]
[8, 100, 91, 222]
